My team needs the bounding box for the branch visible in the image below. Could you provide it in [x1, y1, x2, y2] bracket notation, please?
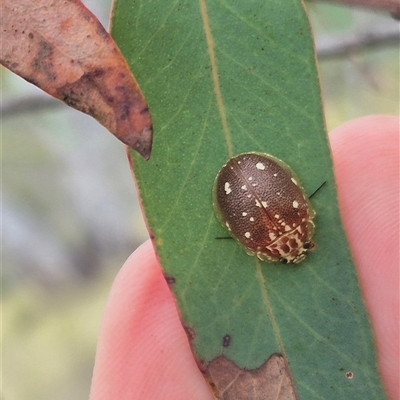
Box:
[316, 25, 400, 60]
[2, 23, 399, 116]
[315, 0, 400, 15]
[1, 95, 63, 118]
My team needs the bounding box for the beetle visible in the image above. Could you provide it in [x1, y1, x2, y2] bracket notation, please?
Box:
[213, 152, 316, 264]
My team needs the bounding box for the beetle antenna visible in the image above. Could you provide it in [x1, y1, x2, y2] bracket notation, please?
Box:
[309, 181, 326, 199]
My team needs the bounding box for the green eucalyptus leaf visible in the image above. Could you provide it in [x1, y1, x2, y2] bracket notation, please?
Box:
[111, 1, 386, 398]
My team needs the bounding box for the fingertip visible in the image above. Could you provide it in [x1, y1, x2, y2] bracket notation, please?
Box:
[329, 115, 398, 278]
[329, 115, 399, 400]
[90, 240, 212, 400]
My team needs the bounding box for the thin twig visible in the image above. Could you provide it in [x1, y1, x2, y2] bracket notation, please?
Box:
[315, 0, 400, 16]
[316, 25, 399, 59]
[1, 22, 399, 117]
[1, 95, 64, 118]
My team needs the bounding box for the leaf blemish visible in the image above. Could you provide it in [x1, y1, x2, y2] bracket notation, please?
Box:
[345, 371, 354, 380]
[222, 334, 231, 347]
[184, 326, 196, 341]
[164, 275, 176, 285]
[204, 353, 297, 399]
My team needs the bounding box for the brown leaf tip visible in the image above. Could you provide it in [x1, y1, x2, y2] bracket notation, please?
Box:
[204, 354, 298, 399]
[124, 125, 153, 161]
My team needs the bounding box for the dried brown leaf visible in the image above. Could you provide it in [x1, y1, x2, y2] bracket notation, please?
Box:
[205, 354, 297, 400]
[1, 0, 153, 159]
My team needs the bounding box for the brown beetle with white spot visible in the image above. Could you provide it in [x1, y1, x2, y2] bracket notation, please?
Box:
[213, 152, 316, 264]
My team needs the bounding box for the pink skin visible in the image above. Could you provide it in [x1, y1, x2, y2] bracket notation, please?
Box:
[89, 115, 399, 400]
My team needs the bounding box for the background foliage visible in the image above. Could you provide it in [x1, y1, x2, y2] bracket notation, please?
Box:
[2, 1, 398, 399]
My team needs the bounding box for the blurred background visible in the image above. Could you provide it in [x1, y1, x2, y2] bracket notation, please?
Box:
[2, 1, 399, 398]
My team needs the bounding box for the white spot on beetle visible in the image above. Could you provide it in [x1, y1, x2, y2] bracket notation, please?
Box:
[225, 221, 231, 231]
[262, 201, 268, 208]
[241, 185, 247, 190]
[255, 200, 261, 207]
[244, 232, 251, 238]
[291, 177, 298, 185]
[274, 214, 280, 219]
[248, 177, 253, 181]
[242, 212, 248, 216]
[285, 225, 291, 232]
[273, 173, 278, 177]
[269, 232, 276, 240]
[293, 200, 299, 208]
[256, 162, 265, 170]
[224, 182, 232, 194]
[249, 217, 255, 222]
